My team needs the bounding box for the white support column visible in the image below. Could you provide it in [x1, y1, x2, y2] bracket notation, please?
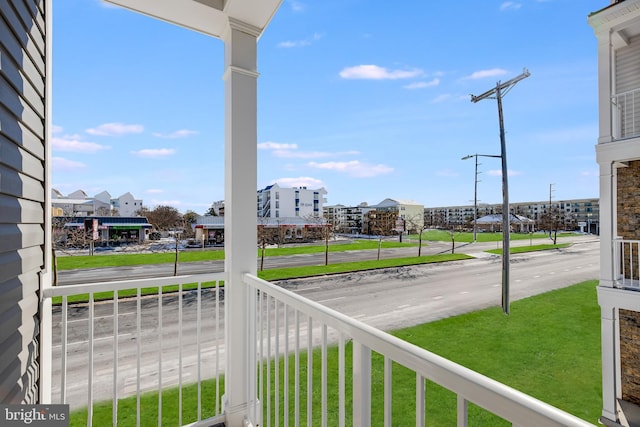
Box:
[595, 29, 613, 144]
[40, 0, 53, 404]
[598, 295, 619, 423]
[598, 160, 615, 288]
[222, 18, 260, 427]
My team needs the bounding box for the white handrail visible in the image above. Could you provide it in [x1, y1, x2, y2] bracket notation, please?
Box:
[612, 89, 640, 139]
[613, 238, 640, 289]
[244, 273, 593, 427]
[43, 272, 226, 297]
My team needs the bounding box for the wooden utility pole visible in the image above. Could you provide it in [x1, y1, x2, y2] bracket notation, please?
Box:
[470, 68, 530, 315]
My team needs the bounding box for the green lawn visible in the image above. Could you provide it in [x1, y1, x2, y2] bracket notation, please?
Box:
[72, 280, 601, 426]
[415, 230, 577, 243]
[55, 240, 419, 271]
[257, 253, 471, 281]
[55, 232, 572, 271]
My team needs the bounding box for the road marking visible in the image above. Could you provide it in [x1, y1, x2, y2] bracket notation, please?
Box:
[433, 296, 443, 300]
[317, 297, 345, 304]
[298, 286, 321, 292]
[53, 333, 135, 348]
[492, 284, 500, 287]
[549, 272, 555, 275]
[397, 304, 410, 309]
[460, 291, 469, 295]
[533, 275, 541, 278]
[65, 313, 136, 323]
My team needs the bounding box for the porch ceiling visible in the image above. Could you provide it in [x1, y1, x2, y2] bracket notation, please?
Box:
[104, 0, 282, 38]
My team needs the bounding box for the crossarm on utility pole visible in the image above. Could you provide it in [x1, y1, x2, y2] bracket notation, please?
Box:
[470, 69, 531, 103]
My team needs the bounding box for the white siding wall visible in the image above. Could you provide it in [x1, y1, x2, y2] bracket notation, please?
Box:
[0, 0, 47, 404]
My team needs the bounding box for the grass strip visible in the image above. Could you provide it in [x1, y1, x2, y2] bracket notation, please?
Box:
[485, 243, 570, 255]
[72, 280, 600, 426]
[256, 253, 471, 281]
[52, 254, 470, 304]
[70, 378, 225, 427]
[55, 240, 419, 271]
[415, 230, 578, 243]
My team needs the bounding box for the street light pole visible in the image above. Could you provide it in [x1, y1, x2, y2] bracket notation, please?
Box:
[470, 68, 530, 315]
[461, 153, 501, 243]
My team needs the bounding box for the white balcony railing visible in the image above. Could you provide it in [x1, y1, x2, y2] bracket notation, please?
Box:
[245, 273, 593, 427]
[612, 88, 640, 140]
[42, 270, 595, 426]
[614, 238, 640, 289]
[43, 273, 227, 427]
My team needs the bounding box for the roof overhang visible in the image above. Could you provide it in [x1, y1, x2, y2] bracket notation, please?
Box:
[589, 0, 640, 46]
[104, 0, 282, 39]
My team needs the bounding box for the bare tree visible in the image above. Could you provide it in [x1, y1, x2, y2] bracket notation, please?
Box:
[257, 218, 277, 271]
[305, 215, 333, 265]
[182, 211, 198, 239]
[365, 209, 397, 260]
[449, 227, 456, 254]
[142, 205, 182, 232]
[405, 213, 428, 256]
[540, 208, 563, 244]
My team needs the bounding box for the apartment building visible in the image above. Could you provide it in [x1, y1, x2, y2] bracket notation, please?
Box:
[257, 183, 327, 218]
[425, 198, 599, 234]
[590, 1, 640, 425]
[51, 189, 143, 217]
[323, 203, 368, 234]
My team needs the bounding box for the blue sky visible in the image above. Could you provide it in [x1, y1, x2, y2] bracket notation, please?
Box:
[53, 0, 604, 215]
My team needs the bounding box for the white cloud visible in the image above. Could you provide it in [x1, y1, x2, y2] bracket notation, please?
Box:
[258, 141, 299, 150]
[260, 141, 358, 159]
[52, 157, 86, 171]
[272, 176, 325, 188]
[131, 148, 176, 158]
[289, 0, 304, 12]
[278, 33, 323, 48]
[52, 136, 110, 153]
[52, 124, 64, 134]
[487, 169, 521, 177]
[403, 78, 440, 90]
[436, 169, 459, 177]
[465, 68, 508, 80]
[86, 122, 144, 136]
[339, 65, 423, 80]
[432, 94, 452, 103]
[152, 129, 198, 139]
[277, 150, 359, 159]
[500, 2, 522, 11]
[308, 160, 393, 178]
[145, 189, 164, 194]
[150, 199, 182, 207]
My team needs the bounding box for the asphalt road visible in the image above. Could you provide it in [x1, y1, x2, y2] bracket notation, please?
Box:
[55, 235, 593, 285]
[51, 235, 600, 409]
